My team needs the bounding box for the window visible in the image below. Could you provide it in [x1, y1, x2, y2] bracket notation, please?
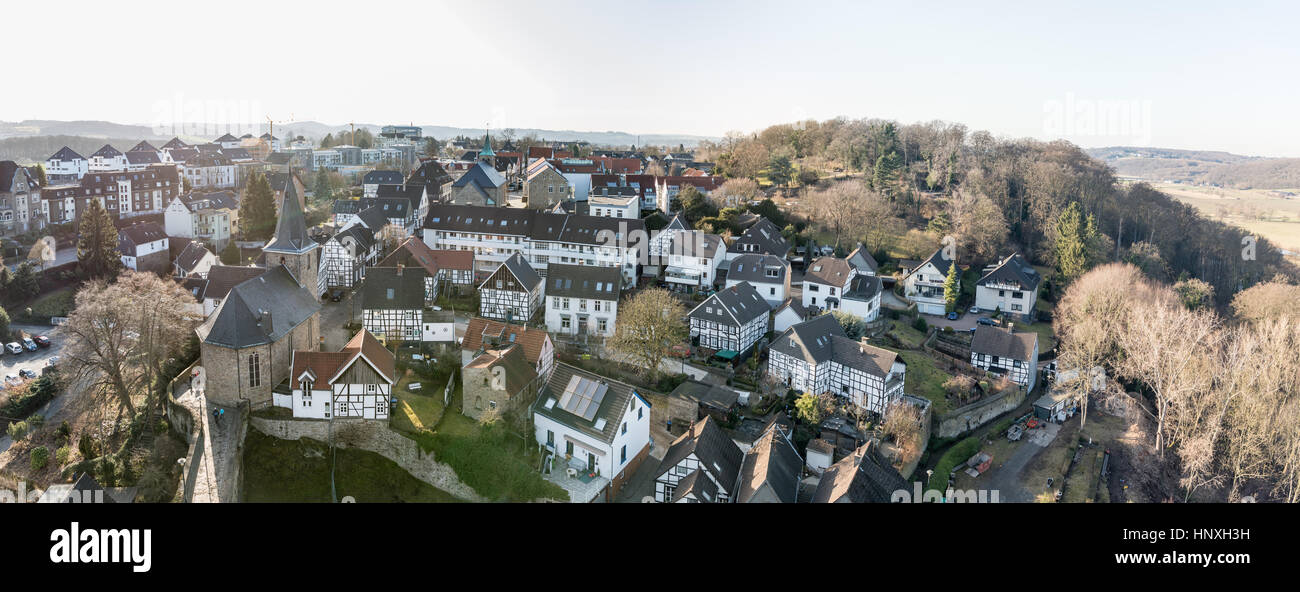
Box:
[638, 407, 643, 420]
[621, 422, 627, 435]
[565, 441, 574, 456]
[546, 430, 555, 447]
[621, 445, 627, 464]
[248, 353, 261, 388]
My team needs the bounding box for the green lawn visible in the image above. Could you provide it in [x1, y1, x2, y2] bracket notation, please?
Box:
[1019, 320, 1057, 352]
[392, 373, 445, 433]
[887, 319, 927, 349]
[12, 286, 76, 323]
[898, 350, 954, 416]
[242, 429, 461, 502]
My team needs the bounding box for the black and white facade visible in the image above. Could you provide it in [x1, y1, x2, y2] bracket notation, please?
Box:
[652, 416, 743, 503]
[970, 324, 1040, 391]
[320, 220, 380, 293]
[766, 314, 906, 416]
[688, 281, 771, 354]
[361, 266, 429, 343]
[479, 253, 544, 323]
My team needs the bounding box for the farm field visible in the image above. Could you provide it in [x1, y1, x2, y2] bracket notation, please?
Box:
[1149, 182, 1300, 252]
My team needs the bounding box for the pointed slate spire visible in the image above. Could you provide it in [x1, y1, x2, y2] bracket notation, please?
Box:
[264, 171, 313, 254]
[479, 129, 495, 159]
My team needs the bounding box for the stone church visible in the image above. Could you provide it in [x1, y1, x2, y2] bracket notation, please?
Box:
[195, 176, 322, 408]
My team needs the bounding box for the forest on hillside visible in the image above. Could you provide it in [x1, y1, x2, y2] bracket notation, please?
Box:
[696, 118, 1297, 304]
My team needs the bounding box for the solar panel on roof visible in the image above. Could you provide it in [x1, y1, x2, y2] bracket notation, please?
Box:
[558, 374, 609, 422]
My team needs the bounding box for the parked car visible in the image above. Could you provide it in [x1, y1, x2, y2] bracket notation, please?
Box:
[22, 337, 38, 351]
[45, 356, 60, 367]
[33, 335, 51, 347]
[4, 374, 20, 385]
[968, 306, 980, 314]
[977, 317, 997, 326]
[946, 311, 959, 320]
[18, 369, 37, 380]
[5, 342, 23, 355]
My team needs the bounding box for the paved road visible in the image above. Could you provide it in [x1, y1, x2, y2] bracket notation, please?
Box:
[984, 423, 1061, 502]
[6, 247, 76, 272]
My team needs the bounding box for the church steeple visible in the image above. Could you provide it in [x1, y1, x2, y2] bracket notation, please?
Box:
[262, 170, 319, 295]
[478, 129, 495, 167]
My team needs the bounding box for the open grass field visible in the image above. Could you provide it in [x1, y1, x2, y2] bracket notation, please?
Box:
[897, 350, 954, 416]
[242, 429, 461, 503]
[421, 410, 567, 502]
[1151, 182, 1300, 252]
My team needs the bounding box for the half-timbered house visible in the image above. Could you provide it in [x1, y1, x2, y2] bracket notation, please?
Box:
[275, 329, 396, 420]
[360, 266, 428, 344]
[970, 324, 1040, 391]
[688, 281, 771, 355]
[653, 416, 743, 503]
[766, 314, 906, 416]
[320, 221, 380, 293]
[479, 253, 543, 323]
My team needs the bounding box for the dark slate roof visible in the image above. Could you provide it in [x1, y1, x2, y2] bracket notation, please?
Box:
[727, 254, 786, 285]
[196, 265, 321, 348]
[669, 380, 740, 412]
[671, 468, 719, 502]
[359, 197, 409, 221]
[355, 205, 390, 231]
[772, 297, 807, 319]
[375, 183, 425, 210]
[48, 146, 84, 161]
[689, 281, 770, 327]
[117, 222, 167, 252]
[260, 133, 278, 140]
[534, 363, 646, 445]
[167, 148, 199, 163]
[175, 241, 213, 273]
[811, 441, 908, 503]
[214, 133, 239, 142]
[263, 174, 314, 254]
[667, 230, 723, 259]
[0, 161, 34, 189]
[180, 275, 208, 301]
[266, 152, 293, 165]
[128, 141, 158, 152]
[223, 147, 252, 160]
[736, 423, 803, 503]
[971, 324, 1038, 361]
[906, 247, 955, 280]
[828, 337, 899, 378]
[203, 265, 267, 300]
[770, 314, 846, 364]
[846, 245, 878, 275]
[332, 199, 361, 216]
[361, 266, 427, 311]
[486, 253, 541, 292]
[805, 256, 853, 286]
[162, 137, 189, 150]
[266, 172, 297, 195]
[406, 160, 452, 188]
[544, 263, 621, 300]
[977, 252, 1041, 291]
[91, 144, 122, 158]
[451, 161, 506, 189]
[125, 151, 161, 165]
[424, 204, 645, 247]
[332, 222, 375, 252]
[843, 274, 882, 303]
[363, 170, 404, 186]
[184, 190, 238, 211]
[733, 217, 789, 256]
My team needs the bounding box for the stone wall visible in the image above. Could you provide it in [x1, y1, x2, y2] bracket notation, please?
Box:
[934, 387, 1027, 439]
[248, 416, 484, 502]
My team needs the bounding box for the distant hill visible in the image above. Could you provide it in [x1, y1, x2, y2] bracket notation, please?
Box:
[1087, 146, 1300, 189]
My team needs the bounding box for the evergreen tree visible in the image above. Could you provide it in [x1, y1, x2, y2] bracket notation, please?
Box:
[76, 199, 121, 280]
[872, 151, 902, 196]
[767, 155, 794, 187]
[238, 173, 277, 241]
[942, 262, 960, 313]
[320, 133, 335, 148]
[10, 263, 40, 302]
[220, 241, 241, 265]
[1055, 201, 1090, 282]
[31, 164, 47, 186]
[313, 170, 333, 202]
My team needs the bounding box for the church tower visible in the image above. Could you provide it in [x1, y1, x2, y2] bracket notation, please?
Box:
[478, 130, 496, 168]
[262, 171, 320, 297]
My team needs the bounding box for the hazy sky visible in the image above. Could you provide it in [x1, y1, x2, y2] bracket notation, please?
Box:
[9, 0, 1300, 156]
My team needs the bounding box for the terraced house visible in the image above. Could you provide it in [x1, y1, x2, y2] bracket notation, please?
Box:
[0, 161, 40, 235]
[422, 204, 645, 287]
[766, 315, 907, 416]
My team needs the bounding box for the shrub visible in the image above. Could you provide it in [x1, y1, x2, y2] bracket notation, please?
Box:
[56, 420, 71, 442]
[912, 316, 928, 332]
[6, 421, 29, 441]
[927, 436, 981, 492]
[30, 446, 49, 471]
[78, 433, 98, 460]
[56, 445, 72, 466]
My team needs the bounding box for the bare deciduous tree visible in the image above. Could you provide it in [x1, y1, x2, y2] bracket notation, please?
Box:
[608, 288, 687, 380]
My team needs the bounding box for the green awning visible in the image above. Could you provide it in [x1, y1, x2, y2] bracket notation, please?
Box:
[715, 349, 739, 360]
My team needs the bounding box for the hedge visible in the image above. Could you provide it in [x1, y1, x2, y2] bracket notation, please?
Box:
[927, 436, 981, 492]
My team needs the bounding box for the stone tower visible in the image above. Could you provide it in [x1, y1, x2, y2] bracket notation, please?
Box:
[262, 170, 320, 297]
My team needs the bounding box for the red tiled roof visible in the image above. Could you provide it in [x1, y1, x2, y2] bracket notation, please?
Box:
[461, 318, 550, 367]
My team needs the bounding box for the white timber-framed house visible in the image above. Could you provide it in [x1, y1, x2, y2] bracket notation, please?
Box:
[478, 252, 544, 323]
[970, 324, 1040, 391]
[688, 281, 771, 355]
[652, 416, 744, 503]
[766, 314, 907, 417]
[276, 329, 396, 420]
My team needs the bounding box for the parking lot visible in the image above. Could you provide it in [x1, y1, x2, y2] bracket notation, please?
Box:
[1, 324, 65, 385]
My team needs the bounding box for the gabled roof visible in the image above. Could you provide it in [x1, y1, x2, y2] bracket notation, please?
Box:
[331, 223, 375, 252]
[689, 281, 770, 327]
[291, 329, 395, 389]
[977, 252, 1041, 291]
[117, 222, 166, 248]
[481, 253, 541, 292]
[671, 468, 719, 502]
[971, 324, 1039, 361]
[843, 274, 882, 302]
[466, 344, 538, 397]
[772, 297, 807, 319]
[406, 160, 452, 188]
[175, 241, 213, 273]
[727, 254, 787, 285]
[162, 137, 189, 150]
[375, 183, 426, 210]
[805, 256, 853, 286]
[846, 245, 878, 275]
[214, 133, 239, 142]
[544, 263, 621, 300]
[461, 317, 552, 367]
[361, 266, 427, 311]
[125, 151, 161, 165]
[423, 204, 646, 247]
[828, 337, 899, 378]
[769, 314, 846, 364]
[736, 422, 803, 503]
[91, 144, 122, 158]
[534, 363, 644, 445]
[263, 174, 315, 254]
[196, 265, 321, 349]
[363, 170, 404, 186]
[906, 247, 955, 280]
[332, 199, 361, 216]
[812, 441, 908, 503]
[452, 161, 506, 190]
[128, 141, 158, 153]
[359, 197, 409, 221]
[668, 380, 739, 412]
[667, 230, 723, 259]
[660, 413, 743, 489]
[733, 218, 789, 256]
[356, 205, 391, 231]
[379, 238, 475, 274]
[48, 146, 84, 161]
